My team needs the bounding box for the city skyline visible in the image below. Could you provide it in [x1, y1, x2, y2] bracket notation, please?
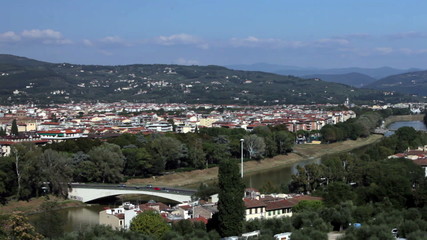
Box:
[1, 1, 427, 69]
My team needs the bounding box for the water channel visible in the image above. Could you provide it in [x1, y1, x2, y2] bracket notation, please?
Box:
[30, 120, 427, 233]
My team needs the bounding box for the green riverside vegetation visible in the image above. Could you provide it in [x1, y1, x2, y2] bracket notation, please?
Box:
[1, 111, 427, 239]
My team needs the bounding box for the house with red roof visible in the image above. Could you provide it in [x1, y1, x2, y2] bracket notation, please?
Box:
[243, 188, 322, 220]
[389, 145, 427, 176]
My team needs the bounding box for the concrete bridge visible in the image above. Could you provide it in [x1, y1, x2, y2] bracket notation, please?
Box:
[68, 183, 196, 203]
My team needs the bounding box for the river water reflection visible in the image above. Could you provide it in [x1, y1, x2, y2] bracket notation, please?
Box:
[243, 157, 320, 190]
[31, 121, 426, 233]
[28, 205, 104, 233]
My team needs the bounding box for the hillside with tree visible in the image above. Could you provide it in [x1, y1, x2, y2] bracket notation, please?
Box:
[302, 72, 377, 88]
[0, 54, 419, 105]
[366, 70, 427, 96]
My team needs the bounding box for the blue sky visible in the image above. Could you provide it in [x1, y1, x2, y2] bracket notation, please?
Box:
[1, 1, 426, 68]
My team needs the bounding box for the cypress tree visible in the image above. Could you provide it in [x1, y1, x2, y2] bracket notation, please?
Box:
[0, 127, 6, 136]
[11, 119, 19, 136]
[217, 159, 245, 237]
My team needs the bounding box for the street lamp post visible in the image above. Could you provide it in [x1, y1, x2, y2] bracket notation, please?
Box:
[240, 138, 244, 178]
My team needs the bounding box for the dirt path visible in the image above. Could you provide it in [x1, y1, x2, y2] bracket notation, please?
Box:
[126, 134, 383, 188]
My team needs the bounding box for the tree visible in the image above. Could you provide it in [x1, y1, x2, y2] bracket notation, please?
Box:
[34, 200, 65, 239]
[59, 224, 150, 239]
[12, 143, 43, 200]
[39, 149, 73, 197]
[4, 213, 43, 240]
[323, 182, 356, 206]
[274, 131, 294, 154]
[130, 210, 170, 239]
[194, 182, 219, 201]
[217, 159, 245, 237]
[88, 143, 125, 183]
[243, 134, 266, 159]
[293, 200, 324, 213]
[150, 136, 185, 171]
[0, 156, 14, 204]
[11, 119, 19, 136]
[320, 125, 337, 143]
[122, 147, 153, 177]
[188, 138, 206, 169]
[0, 127, 6, 136]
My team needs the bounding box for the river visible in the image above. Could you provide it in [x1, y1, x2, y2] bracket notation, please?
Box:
[30, 120, 427, 233]
[384, 120, 427, 136]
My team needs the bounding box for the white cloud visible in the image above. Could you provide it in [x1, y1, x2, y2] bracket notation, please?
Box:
[154, 33, 208, 49]
[98, 36, 133, 47]
[156, 34, 199, 45]
[21, 29, 62, 39]
[0, 31, 21, 42]
[174, 57, 199, 65]
[388, 31, 427, 40]
[98, 49, 113, 56]
[83, 39, 94, 46]
[0, 29, 73, 45]
[314, 38, 350, 47]
[101, 36, 124, 44]
[375, 47, 393, 55]
[229, 36, 304, 48]
[398, 48, 427, 55]
[342, 33, 372, 39]
[0, 29, 72, 45]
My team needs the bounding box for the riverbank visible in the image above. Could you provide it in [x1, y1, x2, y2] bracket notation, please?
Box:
[126, 134, 383, 188]
[0, 196, 86, 216]
[384, 114, 424, 127]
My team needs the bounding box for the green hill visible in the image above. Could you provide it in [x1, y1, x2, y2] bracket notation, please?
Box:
[0, 54, 419, 105]
[302, 72, 377, 88]
[366, 70, 427, 96]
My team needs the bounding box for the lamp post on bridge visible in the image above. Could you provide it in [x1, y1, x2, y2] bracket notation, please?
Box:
[240, 138, 244, 178]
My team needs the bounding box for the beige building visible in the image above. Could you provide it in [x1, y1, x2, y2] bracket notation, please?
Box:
[244, 189, 322, 221]
[99, 203, 139, 230]
[198, 117, 221, 128]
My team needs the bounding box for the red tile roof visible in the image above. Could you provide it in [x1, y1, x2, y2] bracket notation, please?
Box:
[190, 217, 208, 224]
[244, 198, 266, 208]
[265, 199, 294, 211]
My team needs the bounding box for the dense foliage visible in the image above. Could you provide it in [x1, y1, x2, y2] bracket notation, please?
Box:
[0, 125, 294, 203]
[216, 159, 245, 237]
[287, 127, 427, 238]
[320, 112, 381, 143]
[129, 210, 170, 239]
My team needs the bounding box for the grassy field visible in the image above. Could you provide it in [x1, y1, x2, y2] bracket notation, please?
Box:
[126, 134, 383, 188]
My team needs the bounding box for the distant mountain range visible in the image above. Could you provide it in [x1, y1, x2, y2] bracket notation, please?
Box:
[227, 63, 426, 96]
[0, 54, 421, 105]
[227, 63, 421, 79]
[302, 73, 377, 88]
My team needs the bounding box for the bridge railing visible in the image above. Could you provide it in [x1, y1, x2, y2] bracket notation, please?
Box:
[69, 183, 196, 196]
